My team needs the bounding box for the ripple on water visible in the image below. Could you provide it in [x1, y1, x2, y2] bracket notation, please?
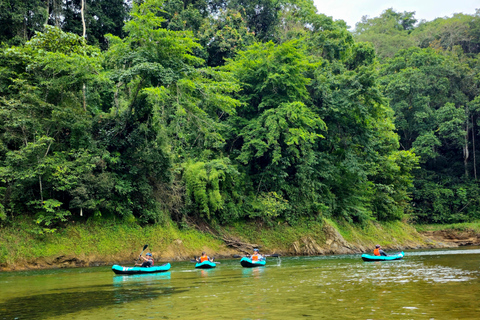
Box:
[344, 261, 478, 284]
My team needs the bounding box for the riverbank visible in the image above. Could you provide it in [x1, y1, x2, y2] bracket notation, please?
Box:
[1, 218, 479, 271]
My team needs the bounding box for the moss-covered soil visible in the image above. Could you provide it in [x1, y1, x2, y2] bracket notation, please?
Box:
[1, 218, 479, 271]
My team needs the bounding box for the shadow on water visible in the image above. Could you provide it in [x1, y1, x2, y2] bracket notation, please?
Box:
[0, 280, 188, 320]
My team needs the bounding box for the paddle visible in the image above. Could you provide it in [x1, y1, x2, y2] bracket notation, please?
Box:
[233, 254, 280, 258]
[190, 256, 221, 264]
[135, 244, 148, 265]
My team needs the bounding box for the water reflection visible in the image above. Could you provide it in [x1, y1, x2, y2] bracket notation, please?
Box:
[242, 267, 265, 279]
[199, 269, 216, 278]
[0, 248, 479, 319]
[0, 282, 185, 320]
[112, 271, 171, 285]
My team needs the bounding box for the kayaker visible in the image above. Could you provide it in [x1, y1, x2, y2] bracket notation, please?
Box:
[251, 248, 264, 261]
[136, 252, 154, 267]
[373, 245, 388, 256]
[197, 252, 213, 263]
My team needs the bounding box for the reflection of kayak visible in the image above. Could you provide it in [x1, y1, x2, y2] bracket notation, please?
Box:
[195, 261, 216, 269]
[240, 257, 266, 268]
[113, 272, 171, 283]
[112, 263, 171, 274]
[361, 252, 404, 262]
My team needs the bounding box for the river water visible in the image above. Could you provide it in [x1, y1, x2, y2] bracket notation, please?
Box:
[1, 247, 479, 320]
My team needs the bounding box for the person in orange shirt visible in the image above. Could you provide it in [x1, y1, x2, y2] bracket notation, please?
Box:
[373, 245, 388, 256]
[197, 252, 213, 263]
[251, 248, 264, 261]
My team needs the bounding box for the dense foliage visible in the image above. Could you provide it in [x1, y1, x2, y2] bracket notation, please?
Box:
[0, 1, 477, 229]
[356, 9, 480, 223]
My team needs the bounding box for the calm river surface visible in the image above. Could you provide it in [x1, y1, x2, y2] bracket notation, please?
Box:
[1, 247, 479, 319]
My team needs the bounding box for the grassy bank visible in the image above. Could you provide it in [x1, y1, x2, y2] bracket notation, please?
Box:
[221, 218, 428, 253]
[414, 221, 480, 233]
[0, 219, 228, 269]
[0, 217, 455, 271]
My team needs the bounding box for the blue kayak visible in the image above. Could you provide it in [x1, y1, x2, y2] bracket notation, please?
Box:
[361, 251, 404, 262]
[195, 260, 216, 269]
[112, 263, 171, 275]
[240, 257, 266, 268]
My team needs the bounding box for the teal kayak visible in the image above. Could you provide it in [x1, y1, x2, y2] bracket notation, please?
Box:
[112, 263, 171, 274]
[240, 257, 266, 267]
[361, 251, 404, 262]
[195, 260, 216, 269]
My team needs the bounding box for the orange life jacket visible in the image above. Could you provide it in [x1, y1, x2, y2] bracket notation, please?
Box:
[200, 255, 209, 262]
[251, 253, 259, 261]
[373, 248, 380, 256]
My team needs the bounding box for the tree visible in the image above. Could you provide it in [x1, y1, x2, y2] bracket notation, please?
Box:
[62, 0, 130, 49]
[198, 9, 255, 66]
[354, 9, 417, 60]
[0, 26, 109, 227]
[380, 47, 480, 223]
[0, 0, 47, 44]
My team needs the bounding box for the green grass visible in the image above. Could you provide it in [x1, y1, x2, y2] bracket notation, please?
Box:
[0, 218, 224, 266]
[330, 219, 426, 247]
[414, 221, 480, 233]
[219, 218, 427, 252]
[1, 217, 458, 269]
[222, 218, 325, 250]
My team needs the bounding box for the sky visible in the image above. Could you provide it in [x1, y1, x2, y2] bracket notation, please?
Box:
[312, 0, 479, 29]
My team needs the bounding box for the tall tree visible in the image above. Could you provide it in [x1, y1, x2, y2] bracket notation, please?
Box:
[62, 0, 130, 49]
[0, 0, 47, 44]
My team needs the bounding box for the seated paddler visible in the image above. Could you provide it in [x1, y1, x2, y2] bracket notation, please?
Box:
[136, 252, 154, 267]
[197, 252, 213, 263]
[251, 248, 264, 261]
[373, 245, 388, 256]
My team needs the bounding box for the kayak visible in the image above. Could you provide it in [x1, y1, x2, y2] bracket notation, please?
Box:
[112, 263, 171, 275]
[240, 257, 266, 268]
[361, 251, 404, 262]
[195, 260, 216, 269]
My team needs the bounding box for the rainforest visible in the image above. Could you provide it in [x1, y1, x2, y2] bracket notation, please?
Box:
[1, 0, 480, 237]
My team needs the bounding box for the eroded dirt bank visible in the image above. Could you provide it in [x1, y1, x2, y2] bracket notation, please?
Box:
[420, 229, 480, 247]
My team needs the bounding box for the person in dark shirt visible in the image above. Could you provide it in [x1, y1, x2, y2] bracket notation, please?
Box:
[136, 252, 154, 267]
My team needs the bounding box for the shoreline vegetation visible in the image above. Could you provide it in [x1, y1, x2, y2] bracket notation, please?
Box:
[1, 219, 479, 272]
[1, 2, 480, 273]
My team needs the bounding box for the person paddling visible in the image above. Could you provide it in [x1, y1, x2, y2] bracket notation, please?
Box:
[197, 252, 213, 263]
[373, 245, 388, 256]
[136, 252, 154, 267]
[251, 248, 264, 261]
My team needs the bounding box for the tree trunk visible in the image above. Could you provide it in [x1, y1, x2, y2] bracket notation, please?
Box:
[39, 175, 43, 203]
[464, 117, 469, 178]
[45, 0, 49, 26]
[81, 0, 87, 111]
[81, 0, 86, 38]
[473, 114, 477, 180]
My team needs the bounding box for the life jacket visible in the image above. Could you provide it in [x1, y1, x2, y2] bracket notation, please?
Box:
[149, 258, 154, 266]
[373, 248, 380, 256]
[200, 255, 209, 262]
[251, 253, 259, 261]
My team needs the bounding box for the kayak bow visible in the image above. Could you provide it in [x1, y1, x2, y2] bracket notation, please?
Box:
[240, 257, 266, 268]
[195, 260, 216, 269]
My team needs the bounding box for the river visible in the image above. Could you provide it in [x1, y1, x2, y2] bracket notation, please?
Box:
[1, 247, 479, 319]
